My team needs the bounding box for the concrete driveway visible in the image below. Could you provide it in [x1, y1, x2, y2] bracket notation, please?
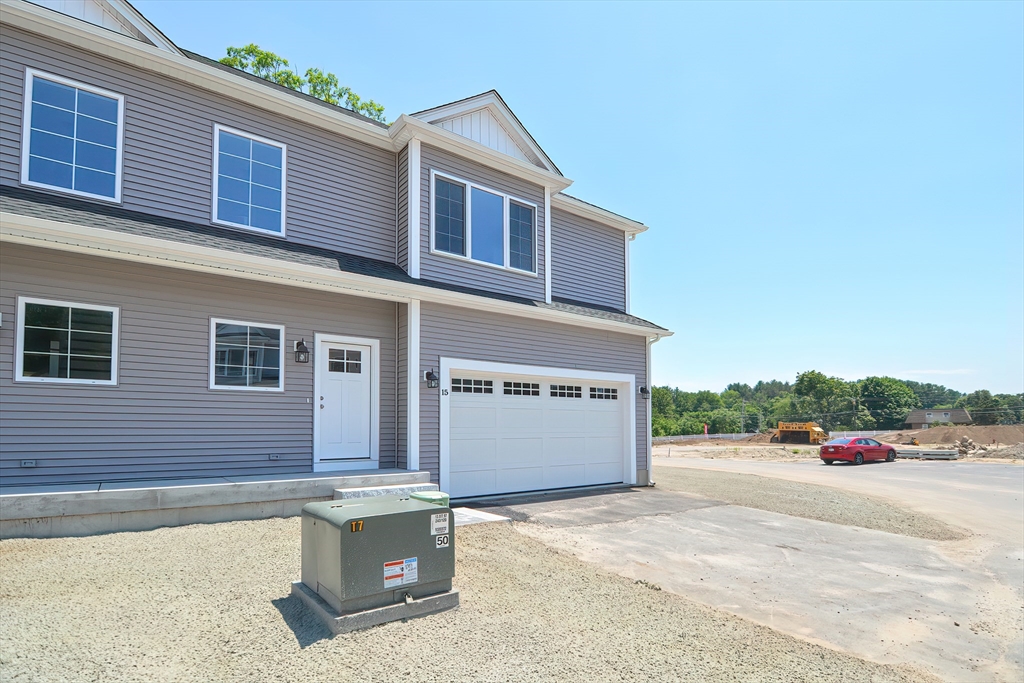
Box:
[475, 461, 1024, 683]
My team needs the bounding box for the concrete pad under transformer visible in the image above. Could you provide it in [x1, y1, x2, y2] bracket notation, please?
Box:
[290, 581, 459, 634]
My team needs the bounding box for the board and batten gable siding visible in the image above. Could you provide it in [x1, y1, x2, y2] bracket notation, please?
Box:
[419, 144, 546, 301]
[550, 207, 627, 311]
[396, 146, 409, 272]
[0, 26, 398, 262]
[0, 244, 399, 487]
[418, 302, 648, 483]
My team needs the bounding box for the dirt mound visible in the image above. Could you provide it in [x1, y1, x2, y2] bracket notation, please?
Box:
[879, 424, 1024, 446]
[972, 443, 1024, 460]
[740, 432, 775, 443]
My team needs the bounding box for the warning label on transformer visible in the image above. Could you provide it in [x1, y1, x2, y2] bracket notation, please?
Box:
[431, 512, 450, 536]
[383, 557, 418, 588]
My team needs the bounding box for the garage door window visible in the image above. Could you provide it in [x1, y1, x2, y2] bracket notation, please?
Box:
[452, 378, 493, 394]
[590, 387, 618, 400]
[550, 384, 582, 398]
[504, 381, 540, 396]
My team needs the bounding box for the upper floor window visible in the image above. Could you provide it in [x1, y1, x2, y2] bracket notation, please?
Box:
[15, 297, 119, 385]
[20, 69, 124, 202]
[212, 125, 286, 235]
[431, 171, 537, 275]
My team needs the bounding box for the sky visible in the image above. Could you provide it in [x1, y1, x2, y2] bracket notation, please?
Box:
[134, 0, 1023, 395]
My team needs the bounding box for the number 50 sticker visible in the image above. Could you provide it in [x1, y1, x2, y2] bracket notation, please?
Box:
[435, 534, 450, 549]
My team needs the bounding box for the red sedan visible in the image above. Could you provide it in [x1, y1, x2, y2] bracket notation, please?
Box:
[820, 437, 898, 465]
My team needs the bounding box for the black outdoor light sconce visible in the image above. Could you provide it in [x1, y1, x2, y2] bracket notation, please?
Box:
[424, 369, 440, 389]
[294, 339, 310, 364]
[639, 386, 650, 399]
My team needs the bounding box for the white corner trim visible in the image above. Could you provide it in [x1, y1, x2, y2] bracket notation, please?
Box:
[624, 232, 631, 314]
[544, 187, 552, 304]
[407, 300, 420, 471]
[20, 68, 126, 205]
[407, 139, 421, 278]
[437, 357, 637, 495]
[312, 332, 381, 472]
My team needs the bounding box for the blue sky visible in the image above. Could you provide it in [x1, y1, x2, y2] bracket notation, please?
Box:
[135, 0, 1023, 395]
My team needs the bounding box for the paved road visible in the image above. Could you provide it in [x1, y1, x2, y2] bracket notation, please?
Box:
[479, 460, 1024, 682]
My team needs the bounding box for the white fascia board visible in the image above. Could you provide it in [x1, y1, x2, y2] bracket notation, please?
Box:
[0, 211, 672, 338]
[390, 116, 573, 193]
[551, 193, 649, 235]
[1, 0, 393, 152]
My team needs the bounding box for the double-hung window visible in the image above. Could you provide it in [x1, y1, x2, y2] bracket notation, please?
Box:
[209, 319, 284, 391]
[213, 125, 286, 235]
[431, 171, 537, 274]
[21, 69, 125, 202]
[15, 297, 119, 385]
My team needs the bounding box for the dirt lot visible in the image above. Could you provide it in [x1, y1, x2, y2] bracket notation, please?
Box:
[0, 518, 940, 683]
[879, 425, 1024, 447]
[653, 443, 822, 461]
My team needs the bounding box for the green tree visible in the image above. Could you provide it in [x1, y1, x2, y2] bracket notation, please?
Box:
[720, 389, 742, 409]
[692, 390, 724, 412]
[957, 390, 1007, 425]
[725, 383, 754, 401]
[902, 381, 963, 409]
[793, 370, 855, 430]
[220, 45, 387, 123]
[651, 386, 677, 421]
[708, 409, 741, 434]
[858, 376, 920, 429]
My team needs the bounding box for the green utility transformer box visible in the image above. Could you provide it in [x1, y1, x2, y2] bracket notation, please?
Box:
[293, 496, 458, 633]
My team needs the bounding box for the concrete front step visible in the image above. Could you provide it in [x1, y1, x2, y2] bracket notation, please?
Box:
[1, 468, 434, 539]
[334, 483, 439, 500]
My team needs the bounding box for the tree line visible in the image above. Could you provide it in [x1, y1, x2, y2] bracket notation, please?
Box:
[651, 371, 1024, 437]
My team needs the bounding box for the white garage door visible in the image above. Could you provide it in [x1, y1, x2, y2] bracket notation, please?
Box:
[447, 372, 630, 498]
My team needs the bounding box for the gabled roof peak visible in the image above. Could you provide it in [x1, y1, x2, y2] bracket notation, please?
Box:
[26, 0, 181, 54]
[412, 91, 561, 176]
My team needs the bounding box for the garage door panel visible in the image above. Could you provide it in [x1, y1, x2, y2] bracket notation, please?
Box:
[451, 470, 497, 497]
[452, 406, 497, 430]
[584, 462, 622, 486]
[498, 437, 544, 465]
[545, 407, 587, 432]
[502, 407, 544, 430]
[450, 438, 497, 470]
[448, 370, 630, 498]
[546, 436, 589, 465]
[497, 467, 545, 493]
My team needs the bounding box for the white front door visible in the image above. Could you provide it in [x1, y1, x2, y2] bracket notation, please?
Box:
[315, 339, 374, 467]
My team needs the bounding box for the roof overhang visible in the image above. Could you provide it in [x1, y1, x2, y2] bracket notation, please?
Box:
[0, 211, 670, 338]
[551, 193, 649, 235]
[390, 115, 572, 193]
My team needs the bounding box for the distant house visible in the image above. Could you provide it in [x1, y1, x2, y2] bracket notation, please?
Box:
[903, 409, 972, 429]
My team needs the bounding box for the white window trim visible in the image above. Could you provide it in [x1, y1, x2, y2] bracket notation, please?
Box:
[208, 317, 285, 392]
[438, 358, 637, 496]
[429, 169, 539, 277]
[211, 123, 288, 237]
[14, 296, 120, 385]
[20, 68, 126, 204]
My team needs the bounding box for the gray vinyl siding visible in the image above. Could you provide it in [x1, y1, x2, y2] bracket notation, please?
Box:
[420, 144, 545, 300]
[418, 302, 648, 483]
[0, 26, 397, 262]
[396, 146, 409, 272]
[396, 303, 408, 469]
[0, 244, 399, 487]
[550, 208, 627, 311]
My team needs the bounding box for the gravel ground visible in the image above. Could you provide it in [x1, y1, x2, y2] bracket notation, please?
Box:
[0, 519, 941, 683]
[653, 445, 821, 461]
[653, 466, 969, 541]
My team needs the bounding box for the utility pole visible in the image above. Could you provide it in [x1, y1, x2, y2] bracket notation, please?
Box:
[741, 399, 745, 433]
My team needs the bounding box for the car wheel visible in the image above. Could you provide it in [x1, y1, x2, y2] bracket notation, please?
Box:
[823, 459, 834, 465]
[854, 452, 864, 465]
[886, 450, 896, 462]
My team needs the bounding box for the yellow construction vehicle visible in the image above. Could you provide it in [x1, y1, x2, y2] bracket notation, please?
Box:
[771, 422, 830, 444]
